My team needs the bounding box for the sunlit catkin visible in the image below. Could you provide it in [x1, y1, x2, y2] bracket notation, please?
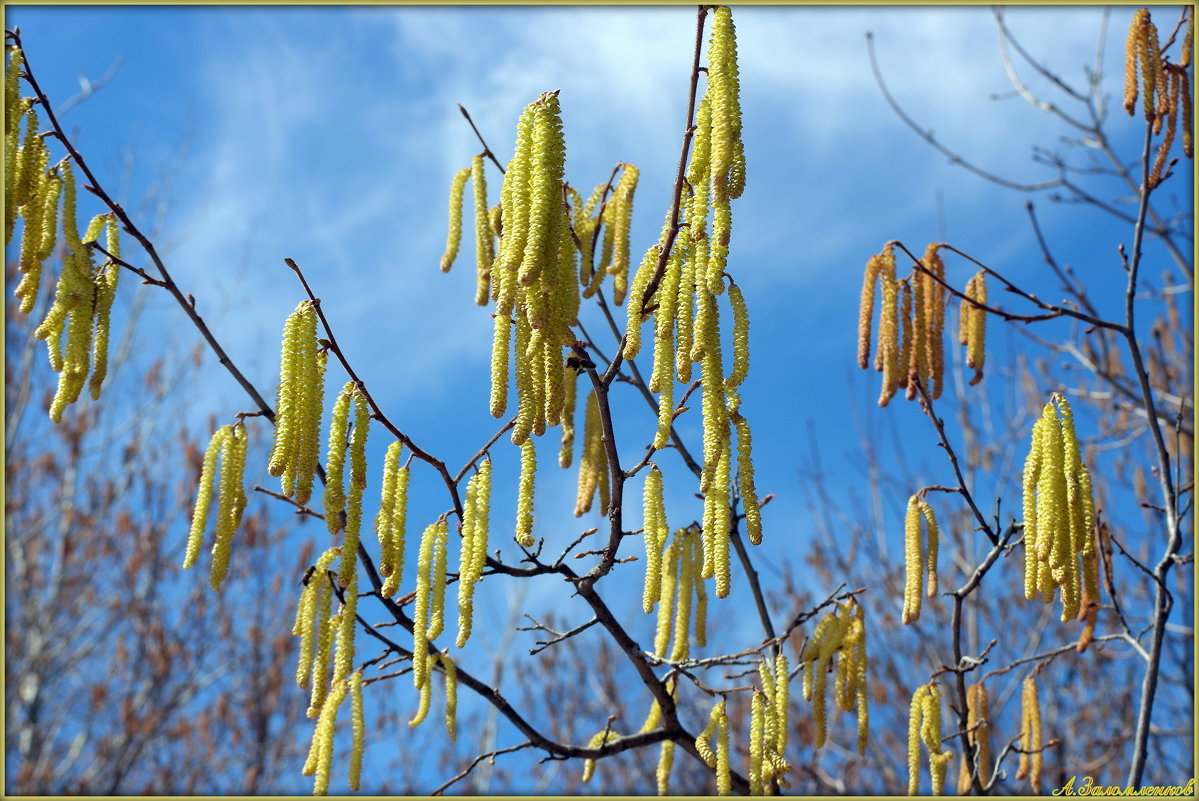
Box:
[311, 674, 348, 796]
[412, 521, 439, 690]
[656, 740, 675, 795]
[1017, 675, 1043, 793]
[426, 517, 450, 641]
[337, 390, 370, 588]
[515, 437, 537, 547]
[87, 215, 121, 400]
[902, 495, 924, 624]
[209, 424, 249, 590]
[582, 729, 620, 783]
[440, 653, 459, 740]
[440, 166, 470, 272]
[184, 426, 224, 571]
[642, 466, 668, 613]
[876, 245, 900, 406]
[323, 383, 355, 535]
[918, 499, 940, 598]
[471, 155, 494, 304]
[963, 270, 987, 385]
[575, 390, 606, 516]
[457, 460, 492, 647]
[908, 682, 953, 796]
[295, 548, 340, 690]
[559, 364, 578, 467]
[348, 672, 365, 791]
[269, 302, 324, 506]
[405, 653, 435, 729]
[605, 163, 639, 305]
[334, 579, 358, 684]
[381, 462, 410, 600]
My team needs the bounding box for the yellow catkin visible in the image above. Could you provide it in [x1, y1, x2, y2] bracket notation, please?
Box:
[559, 364, 578, 467]
[426, 518, 450, 640]
[696, 701, 721, 766]
[670, 530, 695, 662]
[5, 48, 23, 139]
[773, 651, 790, 753]
[296, 548, 340, 690]
[749, 691, 765, 795]
[311, 674, 349, 796]
[582, 729, 620, 783]
[210, 424, 248, 590]
[691, 535, 708, 647]
[725, 281, 751, 389]
[409, 653, 435, 727]
[308, 610, 338, 718]
[734, 411, 763, 545]
[852, 607, 869, 755]
[605, 164, 639, 305]
[440, 653, 459, 740]
[471, 155, 494, 304]
[922, 243, 948, 399]
[622, 243, 659, 360]
[348, 672, 365, 791]
[902, 495, 923, 624]
[269, 304, 311, 483]
[489, 312, 512, 418]
[515, 437, 537, 547]
[375, 442, 402, 576]
[334, 579, 358, 685]
[857, 253, 882, 369]
[184, 427, 225, 571]
[642, 466, 668, 613]
[457, 461, 491, 648]
[412, 520, 440, 690]
[876, 245, 900, 406]
[576, 390, 606, 516]
[440, 166, 471, 272]
[907, 685, 926, 795]
[653, 538, 679, 657]
[965, 270, 987, 385]
[1022, 411, 1045, 599]
[337, 390, 370, 588]
[87, 215, 121, 400]
[1022, 675, 1043, 793]
[295, 346, 327, 507]
[656, 740, 675, 796]
[918, 499, 940, 598]
[323, 383, 355, 534]
[715, 700, 731, 795]
[15, 147, 49, 311]
[381, 464, 410, 599]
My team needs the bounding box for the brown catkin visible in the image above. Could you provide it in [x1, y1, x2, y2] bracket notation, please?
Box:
[876, 245, 900, 406]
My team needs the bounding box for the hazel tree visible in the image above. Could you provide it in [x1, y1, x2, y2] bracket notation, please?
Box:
[5, 5, 1192, 795]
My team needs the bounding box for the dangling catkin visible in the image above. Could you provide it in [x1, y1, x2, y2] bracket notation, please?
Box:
[337, 390, 370, 588]
[515, 437, 537, 547]
[1017, 674, 1043, 793]
[209, 423, 248, 590]
[440, 166, 470, 272]
[348, 672, 365, 791]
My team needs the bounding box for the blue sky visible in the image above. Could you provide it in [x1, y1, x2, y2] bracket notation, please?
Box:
[7, 3, 1191, 794]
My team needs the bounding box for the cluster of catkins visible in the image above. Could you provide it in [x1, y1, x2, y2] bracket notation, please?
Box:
[907, 682, 953, 796]
[857, 242, 988, 404]
[1022, 393, 1100, 625]
[901, 495, 940, 624]
[624, 6, 762, 596]
[801, 602, 869, 757]
[7, 47, 122, 423]
[1123, 7, 1194, 187]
